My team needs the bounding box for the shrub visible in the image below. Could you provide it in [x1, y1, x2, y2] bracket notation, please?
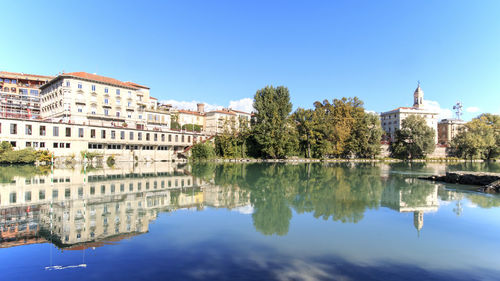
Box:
[190, 142, 215, 161]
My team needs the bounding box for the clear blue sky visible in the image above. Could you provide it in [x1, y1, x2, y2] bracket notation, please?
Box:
[2, 0, 499, 120]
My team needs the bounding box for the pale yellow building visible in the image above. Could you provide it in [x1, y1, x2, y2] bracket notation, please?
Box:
[438, 118, 465, 145]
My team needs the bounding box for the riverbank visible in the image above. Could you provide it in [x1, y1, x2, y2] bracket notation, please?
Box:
[206, 157, 492, 163]
[420, 171, 500, 193]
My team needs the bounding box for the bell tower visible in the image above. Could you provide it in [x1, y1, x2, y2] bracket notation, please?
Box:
[413, 81, 424, 109]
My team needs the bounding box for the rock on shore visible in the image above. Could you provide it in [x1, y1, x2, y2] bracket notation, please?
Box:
[420, 171, 500, 193]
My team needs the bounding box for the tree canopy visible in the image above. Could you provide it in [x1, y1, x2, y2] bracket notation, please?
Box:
[450, 114, 500, 160]
[390, 115, 435, 159]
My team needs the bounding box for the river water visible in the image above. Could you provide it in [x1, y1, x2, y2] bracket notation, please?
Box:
[0, 162, 499, 281]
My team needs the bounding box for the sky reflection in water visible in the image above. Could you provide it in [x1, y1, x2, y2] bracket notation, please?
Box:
[0, 162, 500, 281]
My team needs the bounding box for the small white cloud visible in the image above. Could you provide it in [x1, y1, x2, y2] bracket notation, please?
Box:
[466, 106, 480, 113]
[229, 98, 254, 113]
[233, 205, 254, 215]
[159, 98, 253, 113]
[423, 100, 453, 120]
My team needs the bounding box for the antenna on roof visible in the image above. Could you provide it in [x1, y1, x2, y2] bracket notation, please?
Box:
[453, 101, 463, 120]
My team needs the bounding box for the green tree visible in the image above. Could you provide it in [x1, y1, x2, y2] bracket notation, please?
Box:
[344, 112, 384, 158]
[253, 86, 297, 158]
[292, 108, 320, 158]
[450, 114, 500, 160]
[390, 115, 435, 159]
[191, 142, 215, 161]
[312, 97, 365, 158]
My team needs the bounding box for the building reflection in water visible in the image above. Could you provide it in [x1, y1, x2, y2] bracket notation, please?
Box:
[381, 177, 439, 236]
[0, 162, 487, 249]
[0, 163, 250, 250]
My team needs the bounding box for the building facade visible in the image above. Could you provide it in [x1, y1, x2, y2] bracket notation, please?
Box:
[380, 85, 439, 143]
[0, 71, 54, 120]
[0, 117, 208, 161]
[205, 109, 251, 134]
[438, 118, 466, 145]
[40, 72, 157, 129]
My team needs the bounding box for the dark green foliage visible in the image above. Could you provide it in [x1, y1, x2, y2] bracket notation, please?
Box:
[191, 142, 215, 161]
[106, 155, 116, 167]
[182, 124, 202, 132]
[253, 86, 298, 159]
[292, 97, 383, 158]
[450, 114, 500, 160]
[390, 115, 435, 159]
[0, 141, 38, 164]
[171, 121, 181, 130]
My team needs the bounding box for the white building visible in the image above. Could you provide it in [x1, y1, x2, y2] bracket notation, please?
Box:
[380, 85, 439, 143]
[205, 109, 251, 134]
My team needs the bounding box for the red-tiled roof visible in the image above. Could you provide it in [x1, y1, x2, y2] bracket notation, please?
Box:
[62, 72, 137, 89]
[125, 81, 150, 89]
[0, 71, 54, 81]
[149, 96, 158, 100]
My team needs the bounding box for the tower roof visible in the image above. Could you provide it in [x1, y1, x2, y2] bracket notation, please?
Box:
[414, 84, 424, 96]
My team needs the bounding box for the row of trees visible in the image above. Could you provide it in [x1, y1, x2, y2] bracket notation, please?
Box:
[207, 86, 385, 159]
[191, 85, 498, 160]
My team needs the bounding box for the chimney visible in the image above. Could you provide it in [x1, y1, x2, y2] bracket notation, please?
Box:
[197, 103, 205, 113]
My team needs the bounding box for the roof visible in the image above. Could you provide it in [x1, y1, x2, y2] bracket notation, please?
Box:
[178, 109, 204, 116]
[0, 71, 54, 81]
[125, 81, 150, 89]
[381, 106, 438, 115]
[207, 110, 236, 115]
[229, 109, 251, 115]
[41, 72, 147, 90]
[149, 96, 158, 100]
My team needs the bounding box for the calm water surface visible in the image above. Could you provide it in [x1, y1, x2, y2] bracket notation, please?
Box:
[1, 162, 500, 281]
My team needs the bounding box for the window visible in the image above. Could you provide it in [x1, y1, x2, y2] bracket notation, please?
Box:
[111, 130, 116, 139]
[175, 135, 178, 142]
[53, 126, 59, 136]
[101, 130, 106, 139]
[128, 91, 132, 97]
[79, 128, 84, 138]
[129, 132, 134, 140]
[168, 135, 172, 142]
[39, 190, 45, 200]
[26, 142, 32, 147]
[91, 129, 96, 138]
[25, 125, 32, 135]
[30, 89, 39, 96]
[10, 124, 17, 134]
[78, 83, 82, 89]
[91, 84, 96, 91]
[53, 143, 58, 148]
[116, 99, 121, 105]
[65, 127, 71, 137]
[105, 87, 108, 93]
[127, 101, 132, 107]
[10, 192, 16, 203]
[25, 191, 31, 202]
[154, 134, 158, 141]
[104, 98, 109, 104]
[146, 133, 150, 141]
[40, 142, 45, 148]
[161, 134, 165, 142]
[138, 132, 142, 140]
[116, 111, 120, 117]
[120, 131, 125, 140]
[66, 143, 71, 148]
[116, 89, 120, 95]
[66, 81, 70, 87]
[77, 106, 83, 113]
[104, 109, 109, 116]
